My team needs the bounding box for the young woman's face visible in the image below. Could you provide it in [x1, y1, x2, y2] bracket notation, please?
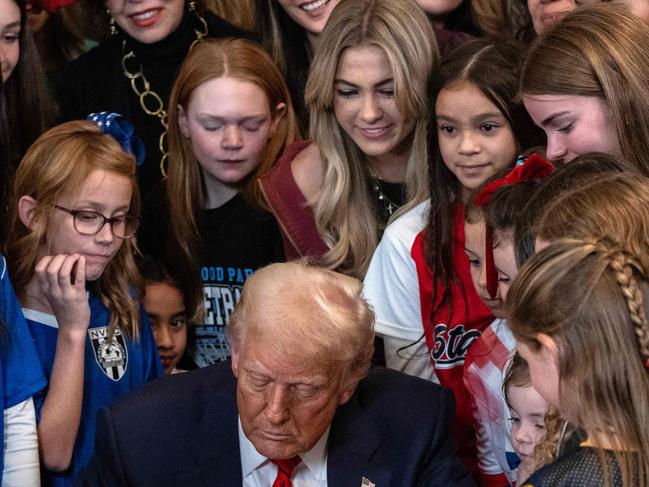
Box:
[276, 0, 340, 36]
[464, 219, 506, 319]
[436, 80, 518, 198]
[523, 94, 621, 164]
[526, 0, 579, 35]
[0, 0, 20, 82]
[46, 169, 132, 281]
[508, 384, 549, 463]
[144, 281, 187, 374]
[178, 76, 283, 190]
[333, 45, 415, 168]
[416, 0, 463, 17]
[104, 0, 184, 44]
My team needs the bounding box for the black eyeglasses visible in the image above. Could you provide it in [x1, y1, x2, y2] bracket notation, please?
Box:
[53, 205, 139, 239]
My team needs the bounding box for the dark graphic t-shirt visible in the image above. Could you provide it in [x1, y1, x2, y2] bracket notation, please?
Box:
[189, 193, 285, 366]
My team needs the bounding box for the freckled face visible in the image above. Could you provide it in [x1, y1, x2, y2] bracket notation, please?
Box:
[178, 76, 283, 190]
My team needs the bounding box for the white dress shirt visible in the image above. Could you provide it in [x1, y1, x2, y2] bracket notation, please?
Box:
[239, 417, 329, 486]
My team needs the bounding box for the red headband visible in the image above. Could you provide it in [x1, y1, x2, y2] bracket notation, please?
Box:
[476, 153, 555, 207]
[476, 153, 555, 298]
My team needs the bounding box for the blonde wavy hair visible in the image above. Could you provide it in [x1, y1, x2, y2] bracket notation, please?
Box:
[305, 0, 438, 278]
[167, 38, 297, 322]
[520, 4, 649, 176]
[507, 239, 649, 486]
[5, 120, 142, 337]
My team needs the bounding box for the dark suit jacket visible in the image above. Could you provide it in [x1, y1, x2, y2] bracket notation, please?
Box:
[76, 363, 475, 486]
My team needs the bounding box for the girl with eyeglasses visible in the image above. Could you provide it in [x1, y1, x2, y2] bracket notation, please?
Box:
[5, 119, 163, 486]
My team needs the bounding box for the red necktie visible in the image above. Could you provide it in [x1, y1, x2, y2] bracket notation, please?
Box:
[271, 456, 302, 487]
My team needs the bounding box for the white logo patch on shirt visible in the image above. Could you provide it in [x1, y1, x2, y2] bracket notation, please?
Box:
[88, 326, 128, 381]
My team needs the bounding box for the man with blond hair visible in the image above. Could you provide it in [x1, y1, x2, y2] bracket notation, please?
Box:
[78, 261, 473, 486]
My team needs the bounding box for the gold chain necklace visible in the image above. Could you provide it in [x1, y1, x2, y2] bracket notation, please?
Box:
[120, 2, 208, 178]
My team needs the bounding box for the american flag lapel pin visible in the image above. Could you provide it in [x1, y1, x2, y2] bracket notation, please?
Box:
[360, 477, 376, 487]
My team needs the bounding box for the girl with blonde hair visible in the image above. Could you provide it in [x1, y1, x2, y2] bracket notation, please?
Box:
[261, 0, 437, 279]
[508, 238, 649, 486]
[5, 117, 162, 485]
[521, 4, 649, 172]
[163, 38, 295, 366]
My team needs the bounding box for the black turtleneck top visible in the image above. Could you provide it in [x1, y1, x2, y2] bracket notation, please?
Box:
[59, 6, 251, 204]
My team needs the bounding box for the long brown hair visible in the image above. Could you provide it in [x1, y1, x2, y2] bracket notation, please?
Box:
[520, 4, 649, 176]
[166, 38, 297, 321]
[508, 239, 649, 486]
[5, 121, 142, 337]
[426, 39, 543, 317]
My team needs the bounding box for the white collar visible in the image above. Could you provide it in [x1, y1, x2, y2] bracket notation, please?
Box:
[238, 416, 329, 481]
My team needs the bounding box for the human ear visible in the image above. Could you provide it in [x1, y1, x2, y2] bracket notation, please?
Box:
[268, 102, 287, 139]
[17, 196, 40, 230]
[178, 105, 191, 138]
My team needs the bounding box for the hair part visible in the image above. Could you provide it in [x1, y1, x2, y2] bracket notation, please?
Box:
[426, 38, 543, 316]
[166, 37, 297, 321]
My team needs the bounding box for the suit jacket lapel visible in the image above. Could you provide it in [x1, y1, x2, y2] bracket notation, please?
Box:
[327, 394, 391, 487]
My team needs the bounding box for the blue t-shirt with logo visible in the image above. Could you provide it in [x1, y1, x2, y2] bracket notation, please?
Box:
[0, 255, 47, 484]
[25, 292, 163, 487]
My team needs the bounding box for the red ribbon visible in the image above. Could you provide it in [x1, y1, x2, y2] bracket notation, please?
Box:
[476, 153, 554, 298]
[476, 153, 555, 207]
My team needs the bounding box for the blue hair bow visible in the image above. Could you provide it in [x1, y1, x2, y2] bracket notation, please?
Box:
[87, 112, 145, 166]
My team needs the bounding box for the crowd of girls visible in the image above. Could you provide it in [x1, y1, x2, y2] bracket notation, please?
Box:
[1, 0, 649, 485]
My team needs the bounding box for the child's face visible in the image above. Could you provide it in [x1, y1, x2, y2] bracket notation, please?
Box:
[436, 80, 518, 199]
[464, 219, 506, 318]
[144, 282, 187, 374]
[0, 0, 20, 82]
[46, 169, 131, 281]
[178, 76, 284, 192]
[522, 94, 621, 165]
[492, 232, 518, 302]
[508, 384, 549, 463]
